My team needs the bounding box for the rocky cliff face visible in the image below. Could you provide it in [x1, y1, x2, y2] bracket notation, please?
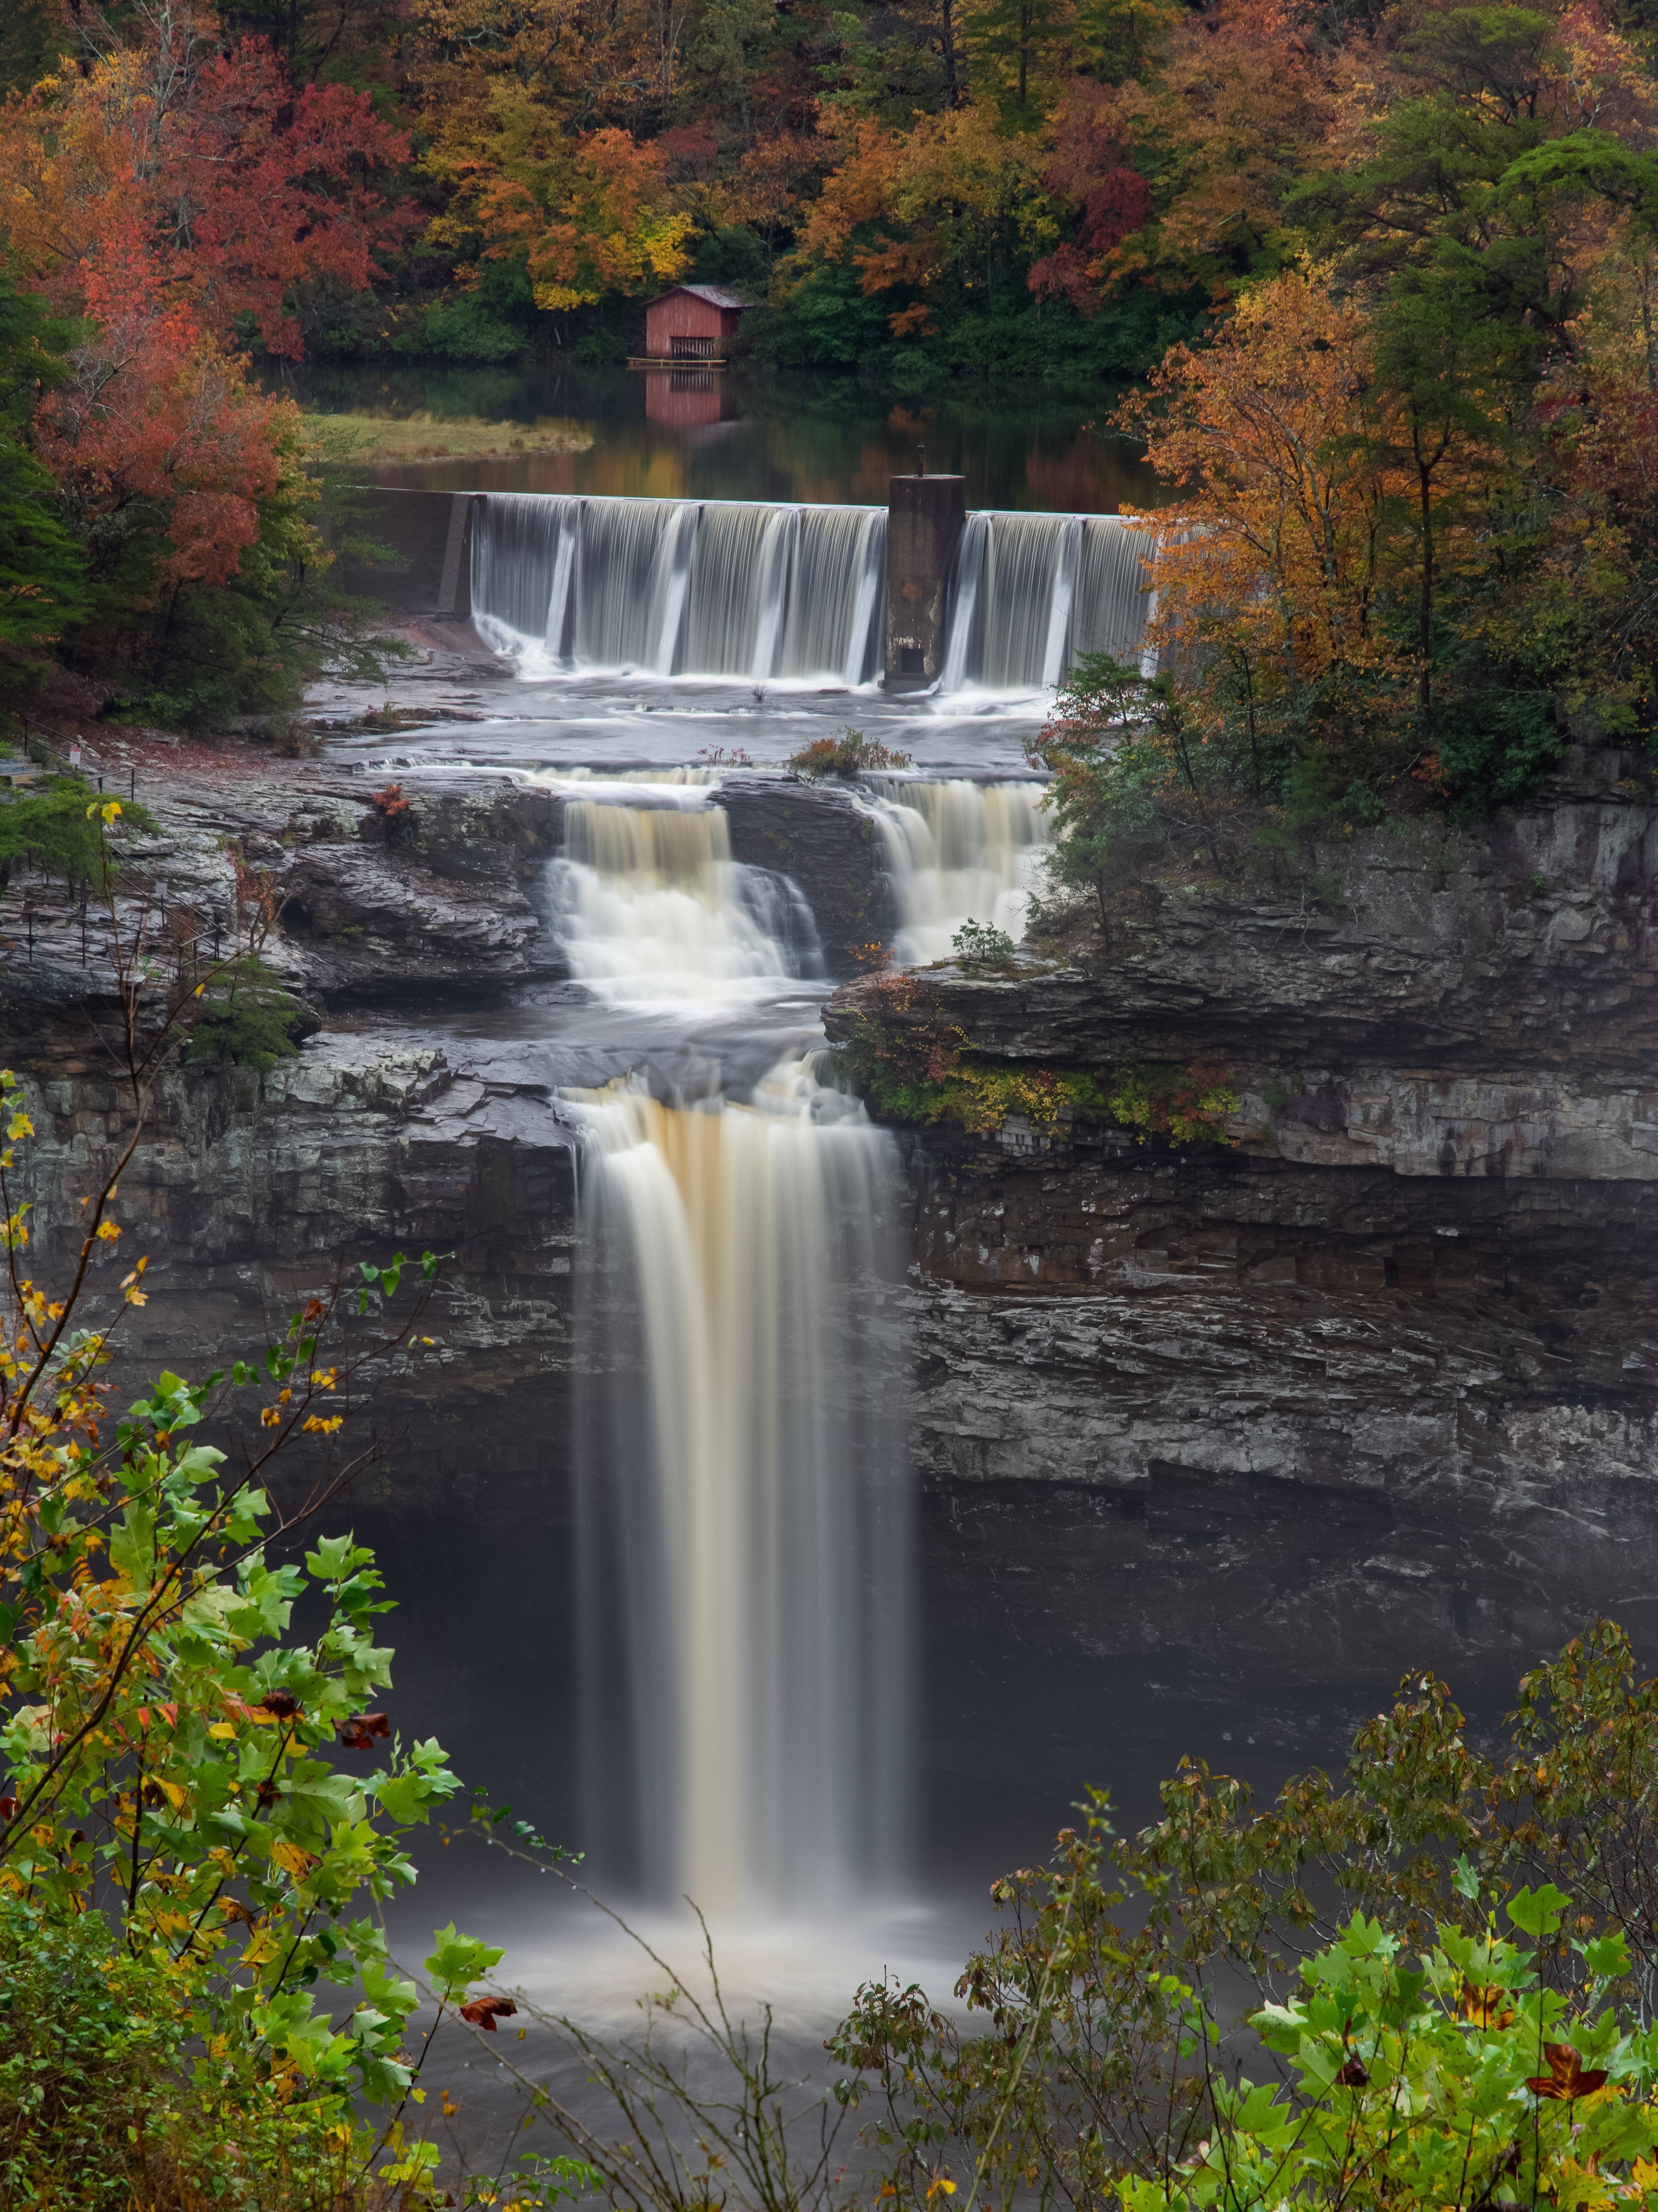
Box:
[0, 763, 889, 1497]
[7, 757, 1654, 1796]
[827, 767, 1658, 1751]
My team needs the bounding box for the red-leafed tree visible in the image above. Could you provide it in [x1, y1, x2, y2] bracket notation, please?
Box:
[154, 40, 414, 356]
[36, 215, 288, 593]
[1027, 82, 1149, 318]
[0, 3, 411, 356]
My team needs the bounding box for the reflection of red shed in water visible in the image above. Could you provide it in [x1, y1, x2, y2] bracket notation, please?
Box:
[641, 283, 746, 362]
[644, 369, 739, 429]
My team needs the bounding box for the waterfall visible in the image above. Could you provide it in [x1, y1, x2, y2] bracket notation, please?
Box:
[556, 793, 909, 1920]
[939, 512, 1153, 691]
[1072, 515, 1157, 669]
[574, 1070, 908, 1919]
[548, 795, 823, 999]
[938, 514, 988, 697]
[779, 506, 886, 687]
[468, 492, 580, 650]
[472, 490, 1146, 692]
[472, 493, 887, 684]
[865, 778, 1055, 963]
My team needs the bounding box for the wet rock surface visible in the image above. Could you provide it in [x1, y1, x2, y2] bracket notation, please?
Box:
[6, 758, 1658, 1781]
[830, 775, 1658, 1739]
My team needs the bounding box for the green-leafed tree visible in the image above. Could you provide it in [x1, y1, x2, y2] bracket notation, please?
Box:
[0, 279, 86, 672]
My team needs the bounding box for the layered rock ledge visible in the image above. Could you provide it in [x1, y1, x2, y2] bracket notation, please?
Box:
[825, 781, 1658, 1740]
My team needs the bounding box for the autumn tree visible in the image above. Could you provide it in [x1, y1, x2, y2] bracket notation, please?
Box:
[791, 105, 1048, 337]
[1037, 0, 1346, 309]
[1119, 267, 1414, 789]
[0, 3, 411, 356]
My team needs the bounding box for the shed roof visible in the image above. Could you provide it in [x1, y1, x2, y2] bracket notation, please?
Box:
[654, 283, 749, 310]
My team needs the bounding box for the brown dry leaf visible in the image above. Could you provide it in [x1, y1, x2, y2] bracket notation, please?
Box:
[459, 1996, 518, 2031]
[1527, 2043, 1609, 2099]
[337, 1712, 392, 1750]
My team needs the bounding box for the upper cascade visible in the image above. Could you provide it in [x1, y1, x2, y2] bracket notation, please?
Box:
[939, 511, 1152, 692]
[472, 494, 886, 685]
[541, 782, 824, 1004]
[470, 491, 1152, 693]
[865, 778, 1055, 963]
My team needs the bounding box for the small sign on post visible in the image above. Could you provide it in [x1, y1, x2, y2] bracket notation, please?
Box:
[69, 741, 83, 771]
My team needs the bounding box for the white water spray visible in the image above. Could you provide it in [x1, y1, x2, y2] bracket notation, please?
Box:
[556, 792, 909, 1920]
[547, 796, 821, 1002]
[866, 779, 1055, 963]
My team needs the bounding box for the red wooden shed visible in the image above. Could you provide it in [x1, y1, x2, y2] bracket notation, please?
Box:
[640, 284, 746, 363]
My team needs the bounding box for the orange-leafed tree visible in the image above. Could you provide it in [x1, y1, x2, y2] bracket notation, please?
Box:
[496, 128, 695, 312]
[792, 105, 1048, 337]
[1120, 269, 1406, 713]
[1036, 0, 1345, 310]
[421, 94, 693, 318]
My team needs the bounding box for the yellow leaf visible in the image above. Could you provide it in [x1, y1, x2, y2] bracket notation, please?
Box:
[208, 1721, 237, 1739]
[270, 1839, 318, 1879]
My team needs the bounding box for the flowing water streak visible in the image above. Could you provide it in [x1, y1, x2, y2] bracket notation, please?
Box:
[680, 503, 775, 675]
[471, 492, 887, 682]
[865, 778, 1055, 963]
[549, 794, 822, 996]
[777, 506, 887, 686]
[939, 513, 1153, 690]
[576, 1070, 907, 1919]
[468, 492, 578, 652]
[938, 514, 989, 697]
[1071, 514, 1157, 673]
[750, 506, 799, 680]
[1041, 518, 1084, 688]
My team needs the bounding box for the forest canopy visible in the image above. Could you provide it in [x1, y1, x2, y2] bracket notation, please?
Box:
[1, 0, 1657, 785]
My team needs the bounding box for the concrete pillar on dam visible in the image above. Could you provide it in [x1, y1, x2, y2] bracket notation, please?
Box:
[884, 474, 965, 692]
[329, 488, 480, 620]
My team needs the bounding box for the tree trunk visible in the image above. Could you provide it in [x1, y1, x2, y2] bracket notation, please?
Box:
[939, 0, 960, 105]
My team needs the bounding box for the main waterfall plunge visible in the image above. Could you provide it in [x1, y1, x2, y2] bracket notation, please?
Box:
[471, 494, 1151, 690]
[575, 1076, 909, 1919]
[547, 774, 1053, 1920]
[553, 782, 913, 1919]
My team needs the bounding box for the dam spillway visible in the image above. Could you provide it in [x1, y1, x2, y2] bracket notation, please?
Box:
[465, 490, 1152, 692]
[472, 494, 889, 685]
